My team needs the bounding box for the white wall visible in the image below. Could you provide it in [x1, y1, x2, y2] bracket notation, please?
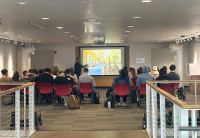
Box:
[34, 42, 170, 71]
[0, 42, 18, 77]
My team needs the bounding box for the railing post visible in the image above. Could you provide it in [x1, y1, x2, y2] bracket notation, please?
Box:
[180, 109, 189, 138]
[151, 87, 157, 138]
[191, 110, 197, 138]
[146, 83, 151, 135]
[15, 90, 20, 138]
[160, 94, 166, 138]
[29, 85, 35, 135]
[173, 104, 180, 138]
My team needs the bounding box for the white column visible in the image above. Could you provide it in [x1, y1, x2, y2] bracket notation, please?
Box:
[15, 90, 20, 138]
[151, 87, 157, 138]
[160, 94, 166, 138]
[180, 109, 189, 138]
[29, 85, 35, 135]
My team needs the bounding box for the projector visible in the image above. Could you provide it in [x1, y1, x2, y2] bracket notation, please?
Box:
[91, 37, 106, 46]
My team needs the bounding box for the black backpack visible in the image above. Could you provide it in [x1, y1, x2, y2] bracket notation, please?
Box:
[94, 92, 100, 104]
[106, 87, 113, 98]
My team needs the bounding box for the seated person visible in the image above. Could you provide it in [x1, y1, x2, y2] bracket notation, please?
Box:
[166, 64, 180, 80]
[69, 68, 78, 85]
[19, 69, 37, 82]
[156, 68, 173, 87]
[79, 68, 96, 103]
[35, 69, 43, 81]
[133, 67, 142, 80]
[65, 69, 78, 94]
[151, 66, 159, 78]
[112, 69, 133, 106]
[136, 66, 154, 88]
[20, 70, 27, 79]
[12, 71, 20, 82]
[0, 69, 13, 83]
[54, 73, 69, 106]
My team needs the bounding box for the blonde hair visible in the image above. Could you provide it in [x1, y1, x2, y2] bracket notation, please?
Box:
[59, 73, 65, 77]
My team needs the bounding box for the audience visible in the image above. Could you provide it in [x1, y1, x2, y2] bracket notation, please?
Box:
[12, 71, 20, 82]
[162, 66, 168, 72]
[123, 66, 128, 76]
[0, 69, 13, 83]
[136, 66, 154, 88]
[21, 70, 27, 79]
[112, 69, 133, 106]
[166, 64, 180, 80]
[151, 66, 159, 77]
[128, 67, 133, 78]
[52, 68, 59, 77]
[79, 68, 96, 103]
[133, 67, 142, 80]
[69, 68, 78, 84]
[54, 73, 69, 106]
[35, 69, 42, 81]
[131, 68, 137, 79]
[156, 68, 173, 87]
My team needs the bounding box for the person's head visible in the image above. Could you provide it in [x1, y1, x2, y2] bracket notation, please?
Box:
[39, 69, 43, 75]
[142, 66, 149, 73]
[162, 66, 167, 71]
[65, 69, 71, 75]
[120, 69, 127, 77]
[119, 69, 122, 75]
[1, 69, 8, 76]
[129, 67, 132, 72]
[159, 68, 167, 76]
[76, 57, 80, 63]
[12, 71, 20, 81]
[52, 68, 59, 75]
[131, 68, 137, 78]
[123, 66, 127, 71]
[137, 67, 143, 75]
[152, 66, 158, 71]
[23, 70, 27, 76]
[44, 68, 51, 73]
[69, 68, 74, 75]
[170, 64, 176, 71]
[28, 69, 32, 73]
[83, 68, 89, 74]
[59, 73, 65, 77]
[31, 69, 38, 75]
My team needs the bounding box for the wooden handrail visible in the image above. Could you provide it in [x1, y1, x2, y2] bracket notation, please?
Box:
[0, 82, 35, 96]
[146, 81, 200, 109]
[0, 82, 35, 85]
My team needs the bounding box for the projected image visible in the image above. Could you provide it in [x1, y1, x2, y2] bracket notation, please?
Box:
[83, 49, 122, 75]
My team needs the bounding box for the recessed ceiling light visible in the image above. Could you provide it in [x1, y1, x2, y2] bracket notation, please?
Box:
[56, 27, 63, 29]
[142, 0, 152, 2]
[125, 31, 131, 33]
[177, 33, 181, 35]
[75, 38, 79, 39]
[82, 1, 89, 4]
[70, 36, 75, 37]
[169, 37, 173, 38]
[28, 39, 32, 40]
[158, 41, 162, 42]
[42, 18, 49, 20]
[18, 36, 22, 37]
[64, 32, 70, 33]
[37, 41, 40, 42]
[4, 32, 9, 34]
[187, 29, 191, 31]
[133, 17, 141, 18]
[124, 35, 128, 36]
[128, 26, 134, 27]
[121, 40, 124, 41]
[163, 39, 167, 40]
[15, 2, 26, 5]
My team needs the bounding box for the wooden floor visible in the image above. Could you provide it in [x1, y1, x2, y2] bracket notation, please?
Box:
[30, 130, 149, 138]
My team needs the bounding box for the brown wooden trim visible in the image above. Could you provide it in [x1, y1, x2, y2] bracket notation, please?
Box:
[147, 81, 200, 109]
[0, 82, 35, 96]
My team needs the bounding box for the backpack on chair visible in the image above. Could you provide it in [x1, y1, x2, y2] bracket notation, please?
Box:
[67, 95, 80, 109]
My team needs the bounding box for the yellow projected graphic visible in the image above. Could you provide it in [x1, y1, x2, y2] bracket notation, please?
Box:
[83, 49, 121, 75]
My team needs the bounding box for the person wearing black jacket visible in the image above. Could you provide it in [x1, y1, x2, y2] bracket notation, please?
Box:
[156, 68, 173, 87]
[74, 57, 87, 80]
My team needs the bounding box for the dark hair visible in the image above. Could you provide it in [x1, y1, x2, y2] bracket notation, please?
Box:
[12, 71, 20, 81]
[69, 68, 74, 75]
[170, 64, 176, 70]
[123, 66, 127, 70]
[120, 69, 127, 77]
[131, 68, 137, 78]
[23, 70, 27, 76]
[31, 69, 38, 75]
[65, 69, 71, 74]
[84, 68, 88, 72]
[148, 67, 151, 72]
[162, 66, 167, 71]
[52, 68, 59, 75]
[76, 57, 80, 60]
[137, 67, 142, 74]
[1, 69, 8, 75]
[159, 68, 167, 76]
[44, 68, 51, 73]
[28, 69, 32, 73]
[39, 69, 43, 75]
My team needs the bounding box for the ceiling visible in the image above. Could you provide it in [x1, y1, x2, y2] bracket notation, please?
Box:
[0, 0, 200, 45]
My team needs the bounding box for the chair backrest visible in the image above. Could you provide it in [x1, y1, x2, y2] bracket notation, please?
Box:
[131, 79, 138, 90]
[140, 83, 146, 95]
[35, 81, 40, 87]
[0, 85, 14, 94]
[69, 82, 73, 92]
[55, 84, 70, 96]
[79, 82, 92, 93]
[160, 83, 174, 94]
[39, 83, 52, 94]
[174, 83, 179, 89]
[115, 84, 129, 96]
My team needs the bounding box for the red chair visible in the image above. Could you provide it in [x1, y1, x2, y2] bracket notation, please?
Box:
[140, 83, 146, 95]
[39, 83, 53, 94]
[114, 84, 131, 108]
[131, 79, 138, 90]
[160, 83, 174, 94]
[21, 87, 29, 94]
[79, 82, 93, 104]
[1, 85, 14, 94]
[174, 83, 179, 90]
[35, 81, 40, 88]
